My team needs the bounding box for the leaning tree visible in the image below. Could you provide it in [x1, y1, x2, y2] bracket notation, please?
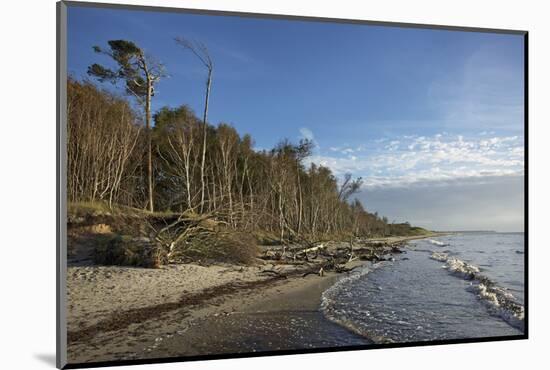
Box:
[88, 39, 165, 212]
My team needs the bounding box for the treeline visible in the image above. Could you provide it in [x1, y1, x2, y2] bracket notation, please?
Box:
[67, 39, 424, 241]
[68, 79, 422, 240]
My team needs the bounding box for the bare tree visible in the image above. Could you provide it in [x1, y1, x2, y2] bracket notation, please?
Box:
[154, 105, 200, 211]
[175, 37, 213, 213]
[67, 79, 141, 207]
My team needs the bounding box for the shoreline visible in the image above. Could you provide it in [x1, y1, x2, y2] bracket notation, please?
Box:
[140, 269, 372, 360]
[67, 234, 434, 364]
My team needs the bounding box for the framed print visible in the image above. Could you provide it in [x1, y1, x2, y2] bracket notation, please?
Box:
[57, 1, 527, 368]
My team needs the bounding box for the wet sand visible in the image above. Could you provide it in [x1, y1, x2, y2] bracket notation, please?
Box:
[141, 271, 372, 360]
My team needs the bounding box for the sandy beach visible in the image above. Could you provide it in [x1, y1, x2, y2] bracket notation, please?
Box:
[66, 234, 437, 364]
[67, 261, 363, 363]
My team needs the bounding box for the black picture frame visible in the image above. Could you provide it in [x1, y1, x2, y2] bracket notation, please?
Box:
[57, 1, 528, 368]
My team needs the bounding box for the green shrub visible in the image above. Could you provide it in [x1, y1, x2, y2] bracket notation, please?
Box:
[93, 234, 164, 268]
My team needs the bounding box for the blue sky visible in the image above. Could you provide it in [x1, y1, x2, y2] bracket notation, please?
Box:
[67, 5, 525, 231]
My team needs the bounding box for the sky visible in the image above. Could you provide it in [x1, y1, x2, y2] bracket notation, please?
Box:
[67, 5, 525, 232]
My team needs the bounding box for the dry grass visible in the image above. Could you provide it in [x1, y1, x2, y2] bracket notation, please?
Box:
[252, 230, 281, 245]
[70, 202, 261, 267]
[173, 230, 259, 265]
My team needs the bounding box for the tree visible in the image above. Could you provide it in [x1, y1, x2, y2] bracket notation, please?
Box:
[295, 139, 314, 234]
[338, 173, 363, 202]
[154, 105, 201, 211]
[175, 37, 213, 213]
[88, 40, 165, 212]
[216, 124, 240, 225]
[67, 79, 142, 207]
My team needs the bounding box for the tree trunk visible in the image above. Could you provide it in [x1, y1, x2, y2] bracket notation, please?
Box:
[146, 80, 154, 212]
[200, 69, 212, 213]
[296, 160, 303, 235]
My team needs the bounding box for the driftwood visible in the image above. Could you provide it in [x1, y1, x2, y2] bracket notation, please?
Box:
[300, 263, 360, 278]
[154, 212, 409, 276]
[261, 237, 410, 279]
[260, 242, 329, 262]
[302, 267, 325, 278]
[300, 244, 327, 254]
[334, 265, 361, 273]
[259, 269, 287, 278]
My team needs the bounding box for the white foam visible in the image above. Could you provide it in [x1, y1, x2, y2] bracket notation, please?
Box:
[428, 239, 448, 247]
[430, 252, 448, 262]
[445, 257, 480, 279]
[429, 252, 524, 331]
[320, 265, 378, 341]
[478, 283, 500, 306]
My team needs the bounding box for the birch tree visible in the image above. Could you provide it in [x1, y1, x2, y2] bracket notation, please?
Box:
[154, 105, 200, 211]
[67, 79, 141, 207]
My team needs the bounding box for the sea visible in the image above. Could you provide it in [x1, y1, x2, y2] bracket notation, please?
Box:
[321, 232, 525, 343]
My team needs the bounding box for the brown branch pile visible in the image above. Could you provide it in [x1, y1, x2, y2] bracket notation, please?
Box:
[151, 213, 259, 265]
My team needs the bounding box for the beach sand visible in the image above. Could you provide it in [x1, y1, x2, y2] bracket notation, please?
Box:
[67, 263, 369, 363]
[66, 235, 433, 364]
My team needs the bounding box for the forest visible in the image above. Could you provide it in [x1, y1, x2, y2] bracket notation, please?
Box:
[67, 39, 425, 265]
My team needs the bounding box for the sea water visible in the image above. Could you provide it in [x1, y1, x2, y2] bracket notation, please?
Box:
[321, 232, 525, 343]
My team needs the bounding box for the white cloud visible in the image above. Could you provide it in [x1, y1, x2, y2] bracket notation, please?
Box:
[386, 140, 401, 151]
[328, 145, 367, 155]
[299, 127, 321, 149]
[305, 133, 524, 189]
[299, 127, 314, 141]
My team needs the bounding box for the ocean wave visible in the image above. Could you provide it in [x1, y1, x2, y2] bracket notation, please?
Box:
[446, 257, 480, 279]
[428, 239, 449, 247]
[430, 252, 524, 331]
[320, 263, 395, 343]
[430, 252, 448, 262]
